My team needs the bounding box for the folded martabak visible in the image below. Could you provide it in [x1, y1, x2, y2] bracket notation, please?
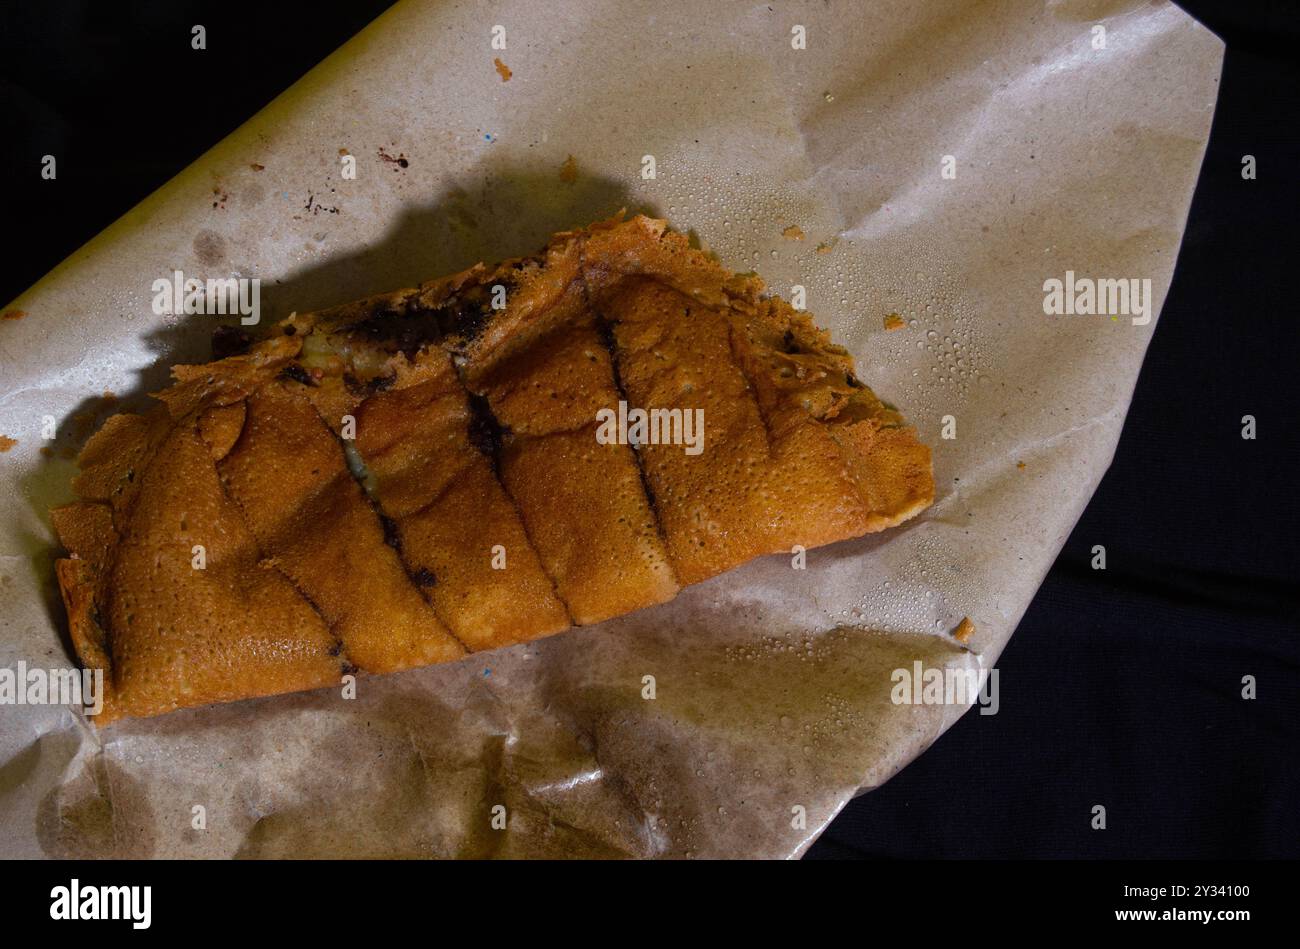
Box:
[51, 214, 934, 722]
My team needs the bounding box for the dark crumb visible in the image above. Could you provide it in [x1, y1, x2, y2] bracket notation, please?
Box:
[378, 147, 409, 170]
[282, 324, 297, 335]
[277, 363, 314, 386]
[211, 325, 254, 359]
[303, 192, 340, 215]
[412, 568, 437, 587]
[845, 373, 865, 389]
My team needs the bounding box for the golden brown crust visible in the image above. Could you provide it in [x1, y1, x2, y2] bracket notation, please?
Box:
[54, 559, 119, 719]
[468, 311, 680, 624]
[353, 350, 571, 650]
[599, 277, 778, 583]
[217, 383, 465, 672]
[727, 295, 934, 533]
[582, 213, 763, 310]
[52, 213, 934, 723]
[196, 402, 247, 461]
[88, 424, 343, 721]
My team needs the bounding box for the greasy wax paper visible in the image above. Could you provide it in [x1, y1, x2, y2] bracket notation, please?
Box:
[0, 0, 1221, 858]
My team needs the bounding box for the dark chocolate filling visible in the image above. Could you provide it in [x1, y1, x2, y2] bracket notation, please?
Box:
[378, 513, 402, 551]
[211, 325, 254, 360]
[465, 391, 511, 475]
[277, 363, 314, 386]
[594, 314, 666, 530]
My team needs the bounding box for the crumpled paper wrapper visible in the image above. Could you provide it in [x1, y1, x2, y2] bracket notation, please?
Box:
[0, 0, 1220, 858]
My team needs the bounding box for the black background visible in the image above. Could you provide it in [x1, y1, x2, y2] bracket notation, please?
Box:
[2, 1, 1296, 860]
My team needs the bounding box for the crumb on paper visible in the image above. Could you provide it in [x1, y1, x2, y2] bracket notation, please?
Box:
[303, 192, 340, 216]
[0, 435, 17, 453]
[883, 313, 906, 331]
[559, 155, 578, 184]
[1016, 460, 1026, 470]
[3, 309, 27, 321]
[102, 390, 117, 406]
[249, 163, 265, 172]
[782, 225, 805, 240]
[815, 242, 833, 254]
[823, 91, 835, 102]
[494, 57, 512, 82]
[338, 148, 349, 156]
[378, 147, 409, 169]
[953, 617, 976, 643]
